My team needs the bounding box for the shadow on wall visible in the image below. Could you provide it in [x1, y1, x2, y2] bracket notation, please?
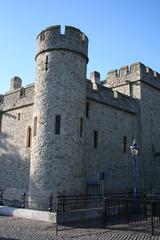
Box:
[0, 237, 19, 240]
[3, 112, 17, 120]
[0, 131, 30, 192]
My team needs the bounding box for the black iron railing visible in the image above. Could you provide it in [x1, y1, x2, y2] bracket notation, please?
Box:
[56, 195, 160, 236]
[1, 189, 160, 236]
[0, 189, 56, 212]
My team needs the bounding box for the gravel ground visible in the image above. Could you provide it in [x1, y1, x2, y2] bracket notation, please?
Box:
[0, 216, 159, 240]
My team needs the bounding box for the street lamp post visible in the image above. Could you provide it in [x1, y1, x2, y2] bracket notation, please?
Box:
[130, 140, 139, 199]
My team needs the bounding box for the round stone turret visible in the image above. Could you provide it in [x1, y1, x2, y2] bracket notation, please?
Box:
[36, 25, 88, 61]
[29, 25, 89, 206]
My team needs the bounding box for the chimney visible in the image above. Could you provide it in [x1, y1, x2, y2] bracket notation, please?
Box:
[10, 76, 22, 91]
[90, 71, 100, 90]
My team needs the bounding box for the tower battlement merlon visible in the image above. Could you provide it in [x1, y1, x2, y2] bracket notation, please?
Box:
[36, 25, 89, 62]
[107, 66, 129, 78]
[126, 62, 160, 82]
[105, 62, 160, 88]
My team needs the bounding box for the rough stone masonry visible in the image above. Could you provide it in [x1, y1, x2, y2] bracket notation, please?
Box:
[0, 25, 160, 206]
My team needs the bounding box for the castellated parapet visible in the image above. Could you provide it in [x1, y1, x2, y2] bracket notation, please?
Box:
[105, 62, 160, 89]
[36, 25, 88, 61]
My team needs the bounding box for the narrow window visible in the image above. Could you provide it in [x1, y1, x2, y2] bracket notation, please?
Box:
[0, 114, 2, 133]
[0, 95, 4, 104]
[80, 117, 83, 137]
[86, 102, 90, 118]
[45, 56, 49, 71]
[19, 87, 25, 98]
[94, 130, 98, 149]
[129, 83, 131, 96]
[18, 113, 21, 120]
[55, 115, 61, 135]
[26, 126, 32, 148]
[123, 136, 127, 153]
[33, 117, 37, 137]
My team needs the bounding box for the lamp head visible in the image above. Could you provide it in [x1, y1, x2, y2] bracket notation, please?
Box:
[130, 139, 139, 156]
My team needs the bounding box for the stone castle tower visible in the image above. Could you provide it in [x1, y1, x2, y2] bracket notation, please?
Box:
[29, 26, 89, 196]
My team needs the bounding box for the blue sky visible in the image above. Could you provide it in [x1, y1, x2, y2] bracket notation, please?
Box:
[0, 0, 160, 93]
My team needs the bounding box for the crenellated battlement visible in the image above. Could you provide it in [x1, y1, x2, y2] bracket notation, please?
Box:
[87, 80, 136, 114]
[36, 25, 88, 61]
[0, 84, 34, 112]
[105, 62, 160, 89]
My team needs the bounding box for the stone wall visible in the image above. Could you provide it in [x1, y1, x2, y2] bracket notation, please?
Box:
[104, 61, 160, 193]
[85, 81, 139, 194]
[140, 82, 160, 193]
[0, 85, 34, 194]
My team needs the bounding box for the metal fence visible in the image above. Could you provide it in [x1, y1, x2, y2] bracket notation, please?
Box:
[56, 195, 160, 236]
[1, 189, 160, 236]
[56, 194, 104, 234]
[0, 189, 55, 211]
[104, 197, 160, 235]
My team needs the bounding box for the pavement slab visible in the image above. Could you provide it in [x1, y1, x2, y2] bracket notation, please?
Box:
[0, 216, 159, 240]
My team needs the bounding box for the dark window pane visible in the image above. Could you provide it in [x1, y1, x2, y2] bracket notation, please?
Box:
[55, 115, 61, 135]
[0, 114, 2, 133]
[123, 136, 127, 153]
[45, 56, 49, 71]
[80, 117, 83, 137]
[18, 113, 21, 120]
[19, 87, 25, 98]
[94, 130, 98, 149]
[86, 102, 90, 118]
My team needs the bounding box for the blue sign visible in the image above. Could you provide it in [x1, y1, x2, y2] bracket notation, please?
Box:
[87, 179, 99, 185]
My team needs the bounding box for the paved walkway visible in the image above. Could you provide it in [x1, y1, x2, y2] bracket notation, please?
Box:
[0, 216, 159, 240]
